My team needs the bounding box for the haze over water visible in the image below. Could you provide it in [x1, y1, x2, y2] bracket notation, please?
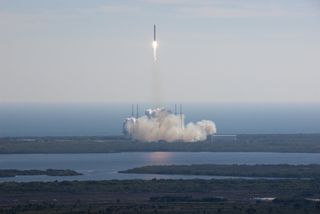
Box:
[1, 103, 320, 137]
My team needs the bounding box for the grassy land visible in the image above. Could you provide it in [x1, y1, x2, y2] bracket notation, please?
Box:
[0, 134, 320, 153]
[1, 179, 320, 213]
[1, 198, 320, 214]
[0, 169, 81, 177]
[120, 164, 320, 178]
[1, 179, 319, 197]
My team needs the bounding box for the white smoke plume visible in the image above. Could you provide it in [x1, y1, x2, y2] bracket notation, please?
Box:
[123, 107, 217, 142]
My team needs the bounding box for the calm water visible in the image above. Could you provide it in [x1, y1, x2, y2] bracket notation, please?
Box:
[1, 103, 320, 137]
[0, 152, 320, 182]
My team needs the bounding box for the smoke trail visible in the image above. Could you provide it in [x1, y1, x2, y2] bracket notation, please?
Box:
[123, 107, 217, 142]
[151, 40, 162, 107]
[152, 59, 162, 107]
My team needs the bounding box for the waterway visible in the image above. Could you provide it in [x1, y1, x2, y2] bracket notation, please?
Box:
[0, 152, 319, 182]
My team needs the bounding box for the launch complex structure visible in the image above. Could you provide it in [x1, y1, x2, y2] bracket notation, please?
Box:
[130, 104, 184, 130]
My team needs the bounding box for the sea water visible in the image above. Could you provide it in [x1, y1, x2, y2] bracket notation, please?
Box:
[0, 103, 320, 137]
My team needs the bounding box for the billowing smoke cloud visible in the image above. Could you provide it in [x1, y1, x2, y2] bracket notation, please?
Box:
[123, 107, 216, 142]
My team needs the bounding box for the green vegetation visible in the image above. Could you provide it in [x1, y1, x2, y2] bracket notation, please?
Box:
[0, 169, 81, 177]
[1, 179, 320, 213]
[2, 198, 320, 214]
[1, 134, 320, 153]
[0, 179, 319, 197]
[121, 164, 320, 178]
[149, 195, 227, 202]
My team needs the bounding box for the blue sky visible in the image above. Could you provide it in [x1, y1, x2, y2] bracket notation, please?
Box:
[0, 0, 319, 103]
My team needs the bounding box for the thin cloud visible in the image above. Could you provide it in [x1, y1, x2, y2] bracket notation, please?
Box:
[0, 3, 140, 30]
[177, 6, 305, 19]
[142, 0, 196, 5]
[74, 4, 140, 14]
[141, 0, 309, 18]
[96, 5, 139, 13]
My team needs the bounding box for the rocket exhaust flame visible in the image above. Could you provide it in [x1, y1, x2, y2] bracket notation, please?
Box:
[152, 41, 158, 61]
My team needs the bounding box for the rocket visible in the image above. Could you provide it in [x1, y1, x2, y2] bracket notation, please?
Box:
[152, 24, 158, 61]
[154, 24, 156, 41]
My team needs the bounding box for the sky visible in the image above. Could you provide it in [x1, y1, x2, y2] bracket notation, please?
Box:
[0, 0, 319, 103]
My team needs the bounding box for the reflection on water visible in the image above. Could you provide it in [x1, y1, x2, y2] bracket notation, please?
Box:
[148, 152, 173, 164]
[0, 152, 319, 182]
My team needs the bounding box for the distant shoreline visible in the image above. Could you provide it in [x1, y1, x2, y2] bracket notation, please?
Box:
[120, 164, 320, 178]
[1, 134, 320, 154]
[0, 169, 82, 177]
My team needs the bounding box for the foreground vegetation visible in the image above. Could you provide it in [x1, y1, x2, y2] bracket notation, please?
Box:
[1, 198, 320, 214]
[0, 169, 81, 177]
[1, 179, 320, 197]
[1, 179, 320, 213]
[121, 164, 320, 178]
[1, 134, 320, 153]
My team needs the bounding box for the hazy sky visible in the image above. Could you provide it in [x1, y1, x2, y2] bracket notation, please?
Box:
[0, 0, 319, 103]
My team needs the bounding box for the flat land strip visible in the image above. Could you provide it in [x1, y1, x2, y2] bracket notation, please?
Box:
[120, 164, 320, 178]
[1, 134, 320, 153]
[0, 169, 81, 177]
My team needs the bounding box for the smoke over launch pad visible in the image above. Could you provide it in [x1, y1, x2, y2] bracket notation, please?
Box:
[123, 106, 216, 142]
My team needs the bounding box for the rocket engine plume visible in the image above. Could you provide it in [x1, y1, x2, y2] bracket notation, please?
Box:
[123, 107, 217, 142]
[152, 41, 158, 61]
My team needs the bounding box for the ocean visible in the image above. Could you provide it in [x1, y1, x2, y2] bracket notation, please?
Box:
[0, 103, 320, 137]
